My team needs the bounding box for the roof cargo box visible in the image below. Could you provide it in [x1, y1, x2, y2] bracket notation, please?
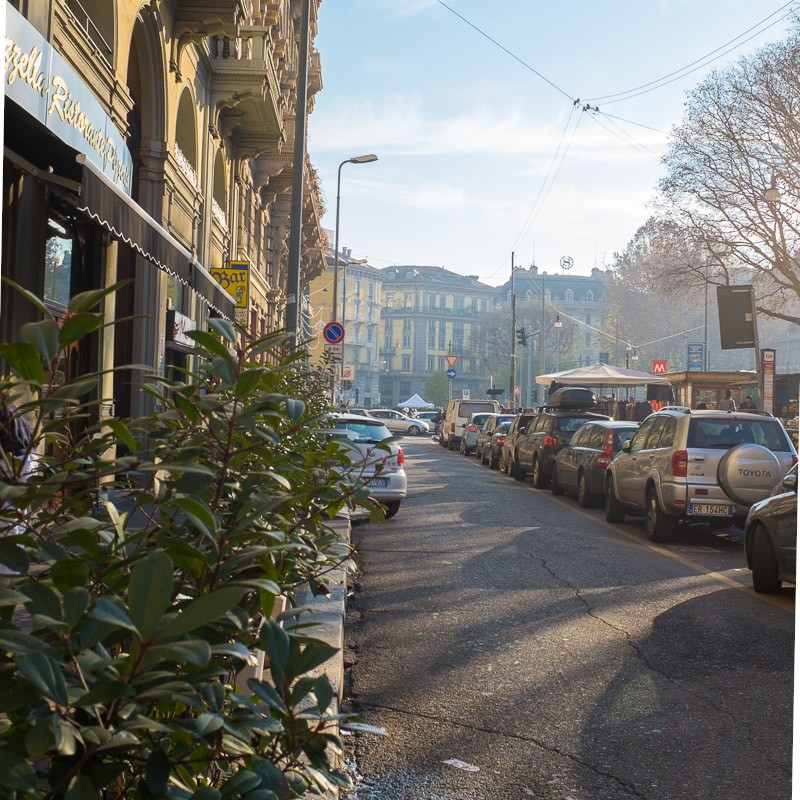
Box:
[547, 387, 597, 408]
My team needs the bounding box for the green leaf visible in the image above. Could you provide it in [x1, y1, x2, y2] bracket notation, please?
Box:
[17, 651, 69, 706]
[64, 772, 96, 800]
[0, 747, 38, 791]
[21, 581, 62, 620]
[75, 681, 135, 708]
[21, 319, 60, 361]
[191, 789, 222, 800]
[195, 712, 224, 737]
[2, 277, 51, 316]
[208, 318, 236, 344]
[62, 587, 90, 629]
[210, 355, 237, 386]
[246, 679, 286, 713]
[143, 640, 211, 668]
[0, 342, 45, 383]
[129, 550, 174, 639]
[0, 540, 29, 574]
[51, 559, 89, 592]
[58, 312, 103, 348]
[186, 330, 233, 359]
[145, 747, 171, 794]
[89, 597, 140, 636]
[102, 418, 137, 453]
[66, 282, 125, 313]
[260, 622, 290, 678]
[315, 675, 334, 714]
[172, 496, 217, 540]
[49, 377, 98, 401]
[220, 769, 262, 798]
[285, 398, 305, 421]
[0, 586, 30, 608]
[161, 587, 248, 639]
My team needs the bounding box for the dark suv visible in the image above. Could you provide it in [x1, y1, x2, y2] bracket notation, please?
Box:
[516, 388, 610, 488]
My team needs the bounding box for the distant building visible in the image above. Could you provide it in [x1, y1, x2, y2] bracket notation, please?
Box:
[378, 266, 496, 408]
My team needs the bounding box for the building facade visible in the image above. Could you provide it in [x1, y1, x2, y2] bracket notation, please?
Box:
[3, 0, 326, 419]
[378, 266, 496, 408]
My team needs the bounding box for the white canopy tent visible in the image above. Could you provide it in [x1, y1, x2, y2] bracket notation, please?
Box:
[535, 363, 671, 387]
[397, 393, 434, 409]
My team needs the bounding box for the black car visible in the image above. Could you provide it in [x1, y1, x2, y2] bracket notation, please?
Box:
[551, 420, 639, 506]
[481, 419, 513, 468]
[516, 388, 610, 488]
[744, 463, 797, 593]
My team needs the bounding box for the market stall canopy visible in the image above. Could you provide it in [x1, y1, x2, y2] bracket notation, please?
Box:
[535, 363, 671, 386]
[397, 393, 434, 408]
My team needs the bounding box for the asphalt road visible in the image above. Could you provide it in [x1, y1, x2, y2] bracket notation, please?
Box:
[341, 435, 794, 800]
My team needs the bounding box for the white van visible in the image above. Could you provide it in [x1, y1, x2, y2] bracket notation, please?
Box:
[439, 399, 501, 450]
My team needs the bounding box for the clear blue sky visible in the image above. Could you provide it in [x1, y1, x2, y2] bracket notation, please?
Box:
[309, 0, 797, 286]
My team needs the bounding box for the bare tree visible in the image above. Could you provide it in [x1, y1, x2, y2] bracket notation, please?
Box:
[657, 28, 800, 324]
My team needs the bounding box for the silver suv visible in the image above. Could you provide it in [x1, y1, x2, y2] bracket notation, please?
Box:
[604, 407, 797, 541]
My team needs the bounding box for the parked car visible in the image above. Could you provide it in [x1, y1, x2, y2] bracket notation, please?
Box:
[500, 411, 538, 478]
[413, 409, 443, 434]
[551, 420, 640, 506]
[475, 414, 516, 461]
[326, 413, 407, 518]
[605, 407, 798, 542]
[744, 464, 797, 593]
[481, 419, 513, 468]
[459, 411, 499, 455]
[440, 399, 501, 450]
[366, 408, 430, 435]
[516, 388, 610, 488]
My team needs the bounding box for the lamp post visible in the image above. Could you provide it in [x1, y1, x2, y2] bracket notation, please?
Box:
[331, 154, 378, 325]
[554, 314, 562, 371]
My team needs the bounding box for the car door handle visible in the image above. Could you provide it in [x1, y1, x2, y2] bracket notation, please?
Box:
[689, 456, 705, 462]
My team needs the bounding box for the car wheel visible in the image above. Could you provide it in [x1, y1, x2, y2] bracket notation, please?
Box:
[604, 476, 625, 523]
[551, 464, 565, 495]
[490, 451, 499, 470]
[498, 453, 507, 473]
[512, 453, 525, 481]
[532, 457, 548, 489]
[481, 446, 489, 465]
[408, 425, 421, 436]
[751, 524, 781, 593]
[383, 501, 401, 520]
[459, 438, 467, 454]
[577, 471, 594, 508]
[645, 487, 676, 542]
[448, 437, 457, 451]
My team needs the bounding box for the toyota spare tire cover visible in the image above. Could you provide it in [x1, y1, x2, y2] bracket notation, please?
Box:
[717, 443, 782, 506]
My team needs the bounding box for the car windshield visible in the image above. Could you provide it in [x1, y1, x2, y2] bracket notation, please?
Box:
[687, 418, 791, 451]
[332, 420, 393, 444]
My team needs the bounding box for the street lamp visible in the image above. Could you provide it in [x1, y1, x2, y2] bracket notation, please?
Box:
[554, 314, 562, 372]
[331, 154, 378, 325]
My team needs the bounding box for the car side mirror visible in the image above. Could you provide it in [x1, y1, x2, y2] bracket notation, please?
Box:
[784, 472, 797, 494]
[622, 439, 632, 452]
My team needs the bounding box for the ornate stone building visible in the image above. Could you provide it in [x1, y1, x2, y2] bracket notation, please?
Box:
[3, 0, 327, 417]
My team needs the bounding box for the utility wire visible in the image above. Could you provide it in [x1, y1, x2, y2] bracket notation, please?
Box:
[587, 111, 662, 162]
[434, 0, 575, 103]
[586, 3, 798, 105]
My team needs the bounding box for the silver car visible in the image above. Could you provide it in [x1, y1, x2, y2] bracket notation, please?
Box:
[327, 413, 408, 519]
[365, 408, 430, 436]
[605, 408, 797, 541]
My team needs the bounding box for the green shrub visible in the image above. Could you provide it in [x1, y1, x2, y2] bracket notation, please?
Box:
[0, 283, 384, 799]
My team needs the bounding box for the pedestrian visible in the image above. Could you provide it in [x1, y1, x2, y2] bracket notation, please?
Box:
[739, 394, 756, 410]
[717, 389, 736, 412]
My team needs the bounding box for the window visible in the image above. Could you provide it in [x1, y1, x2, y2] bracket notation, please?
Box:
[44, 217, 74, 309]
[630, 417, 657, 453]
[428, 321, 436, 348]
[427, 356, 435, 371]
[438, 356, 445, 370]
[565, 289, 574, 302]
[655, 418, 677, 448]
[644, 417, 669, 449]
[401, 355, 411, 371]
[570, 426, 592, 446]
[402, 333, 411, 348]
[586, 290, 594, 302]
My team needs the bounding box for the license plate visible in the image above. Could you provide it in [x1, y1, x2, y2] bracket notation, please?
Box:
[367, 478, 389, 488]
[689, 503, 734, 516]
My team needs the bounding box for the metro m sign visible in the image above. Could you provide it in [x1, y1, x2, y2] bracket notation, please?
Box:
[652, 360, 668, 375]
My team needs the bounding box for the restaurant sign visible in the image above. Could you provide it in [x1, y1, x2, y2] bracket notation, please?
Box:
[4, 5, 133, 193]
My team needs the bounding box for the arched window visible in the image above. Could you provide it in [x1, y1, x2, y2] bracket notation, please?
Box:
[175, 90, 198, 188]
[212, 150, 227, 227]
[565, 289, 574, 302]
[526, 290, 532, 300]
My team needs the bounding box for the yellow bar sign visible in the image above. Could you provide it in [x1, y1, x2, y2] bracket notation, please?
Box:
[210, 261, 250, 309]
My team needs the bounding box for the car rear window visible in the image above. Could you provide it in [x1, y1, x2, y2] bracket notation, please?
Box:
[687, 419, 791, 451]
[457, 402, 496, 415]
[332, 420, 393, 443]
[613, 426, 639, 450]
[554, 417, 592, 437]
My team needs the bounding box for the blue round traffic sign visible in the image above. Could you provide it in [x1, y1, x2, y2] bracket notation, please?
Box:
[446, 368, 457, 380]
[323, 321, 345, 344]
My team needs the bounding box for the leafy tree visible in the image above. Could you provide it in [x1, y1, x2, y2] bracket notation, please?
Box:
[658, 29, 800, 324]
[424, 371, 449, 408]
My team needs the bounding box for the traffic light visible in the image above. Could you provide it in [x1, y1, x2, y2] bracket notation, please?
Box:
[516, 327, 527, 346]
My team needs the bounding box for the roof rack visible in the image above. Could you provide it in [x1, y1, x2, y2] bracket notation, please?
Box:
[659, 405, 692, 414]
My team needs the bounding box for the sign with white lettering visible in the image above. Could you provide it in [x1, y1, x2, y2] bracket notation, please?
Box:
[5, 6, 133, 193]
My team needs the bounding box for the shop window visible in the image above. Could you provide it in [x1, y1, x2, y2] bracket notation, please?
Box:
[44, 217, 74, 310]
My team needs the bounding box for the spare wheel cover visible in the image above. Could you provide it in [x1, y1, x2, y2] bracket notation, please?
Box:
[717, 444, 781, 506]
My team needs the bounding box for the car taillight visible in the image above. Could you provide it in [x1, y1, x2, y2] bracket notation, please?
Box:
[467, 424, 477, 432]
[497, 434, 506, 443]
[397, 447, 405, 466]
[596, 430, 614, 469]
[671, 449, 688, 477]
[543, 435, 558, 447]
